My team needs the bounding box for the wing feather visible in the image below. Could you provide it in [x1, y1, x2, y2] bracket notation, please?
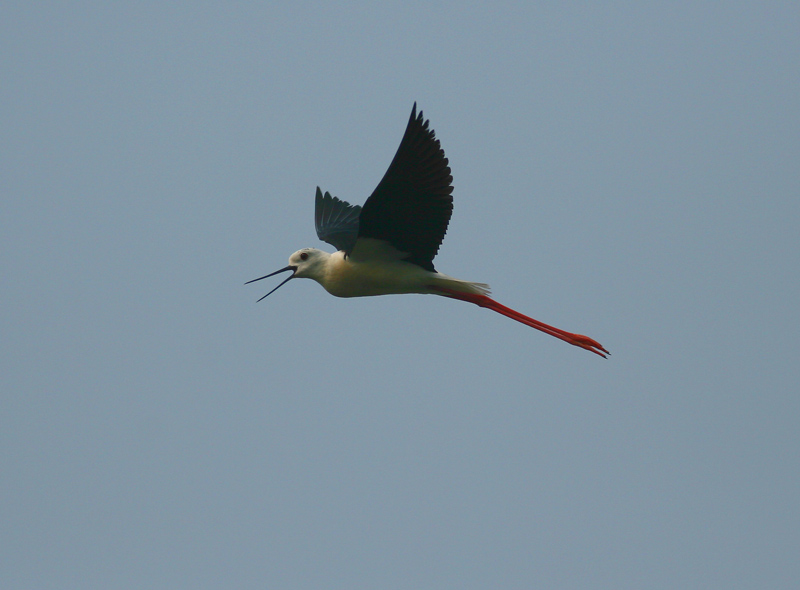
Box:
[357, 103, 453, 272]
[314, 187, 361, 253]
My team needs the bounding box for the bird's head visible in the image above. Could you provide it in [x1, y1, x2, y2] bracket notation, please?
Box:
[288, 248, 329, 278]
[246, 248, 330, 301]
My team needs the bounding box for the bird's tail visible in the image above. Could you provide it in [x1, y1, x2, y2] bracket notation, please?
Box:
[427, 273, 491, 297]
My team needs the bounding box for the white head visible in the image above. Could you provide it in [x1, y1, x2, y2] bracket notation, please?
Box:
[287, 248, 330, 279]
[246, 248, 331, 301]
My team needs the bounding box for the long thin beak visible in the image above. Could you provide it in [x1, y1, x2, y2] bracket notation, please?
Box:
[245, 265, 297, 302]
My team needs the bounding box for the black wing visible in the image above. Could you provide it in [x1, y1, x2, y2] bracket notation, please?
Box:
[357, 103, 453, 272]
[314, 187, 362, 253]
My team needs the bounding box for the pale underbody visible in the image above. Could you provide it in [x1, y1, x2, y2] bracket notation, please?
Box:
[291, 239, 490, 298]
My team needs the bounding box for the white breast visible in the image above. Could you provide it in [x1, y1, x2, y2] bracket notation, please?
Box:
[319, 251, 433, 298]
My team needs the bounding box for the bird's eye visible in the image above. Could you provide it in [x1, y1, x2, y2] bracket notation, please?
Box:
[300, 252, 309, 261]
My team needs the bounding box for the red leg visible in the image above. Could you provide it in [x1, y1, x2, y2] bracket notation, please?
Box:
[430, 286, 609, 358]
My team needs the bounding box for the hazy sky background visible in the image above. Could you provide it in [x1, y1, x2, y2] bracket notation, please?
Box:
[2, 3, 798, 589]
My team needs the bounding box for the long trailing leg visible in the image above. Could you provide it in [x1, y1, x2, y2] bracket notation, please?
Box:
[431, 286, 609, 358]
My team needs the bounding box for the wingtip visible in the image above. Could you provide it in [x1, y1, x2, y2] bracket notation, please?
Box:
[410, 102, 422, 124]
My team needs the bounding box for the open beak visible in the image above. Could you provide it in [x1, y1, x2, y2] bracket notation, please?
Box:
[245, 265, 297, 301]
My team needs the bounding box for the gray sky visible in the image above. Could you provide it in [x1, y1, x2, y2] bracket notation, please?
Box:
[2, 3, 798, 589]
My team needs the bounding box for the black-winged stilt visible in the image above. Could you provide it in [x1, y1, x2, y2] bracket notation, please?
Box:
[248, 104, 608, 358]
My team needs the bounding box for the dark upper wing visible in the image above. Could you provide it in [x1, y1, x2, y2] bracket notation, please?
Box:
[357, 103, 453, 272]
[314, 187, 362, 252]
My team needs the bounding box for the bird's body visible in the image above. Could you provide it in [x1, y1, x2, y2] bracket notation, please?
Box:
[293, 242, 489, 299]
[299, 247, 421, 298]
[248, 104, 608, 358]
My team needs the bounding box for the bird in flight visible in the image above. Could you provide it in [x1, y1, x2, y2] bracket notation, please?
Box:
[248, 104, 608, 357]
